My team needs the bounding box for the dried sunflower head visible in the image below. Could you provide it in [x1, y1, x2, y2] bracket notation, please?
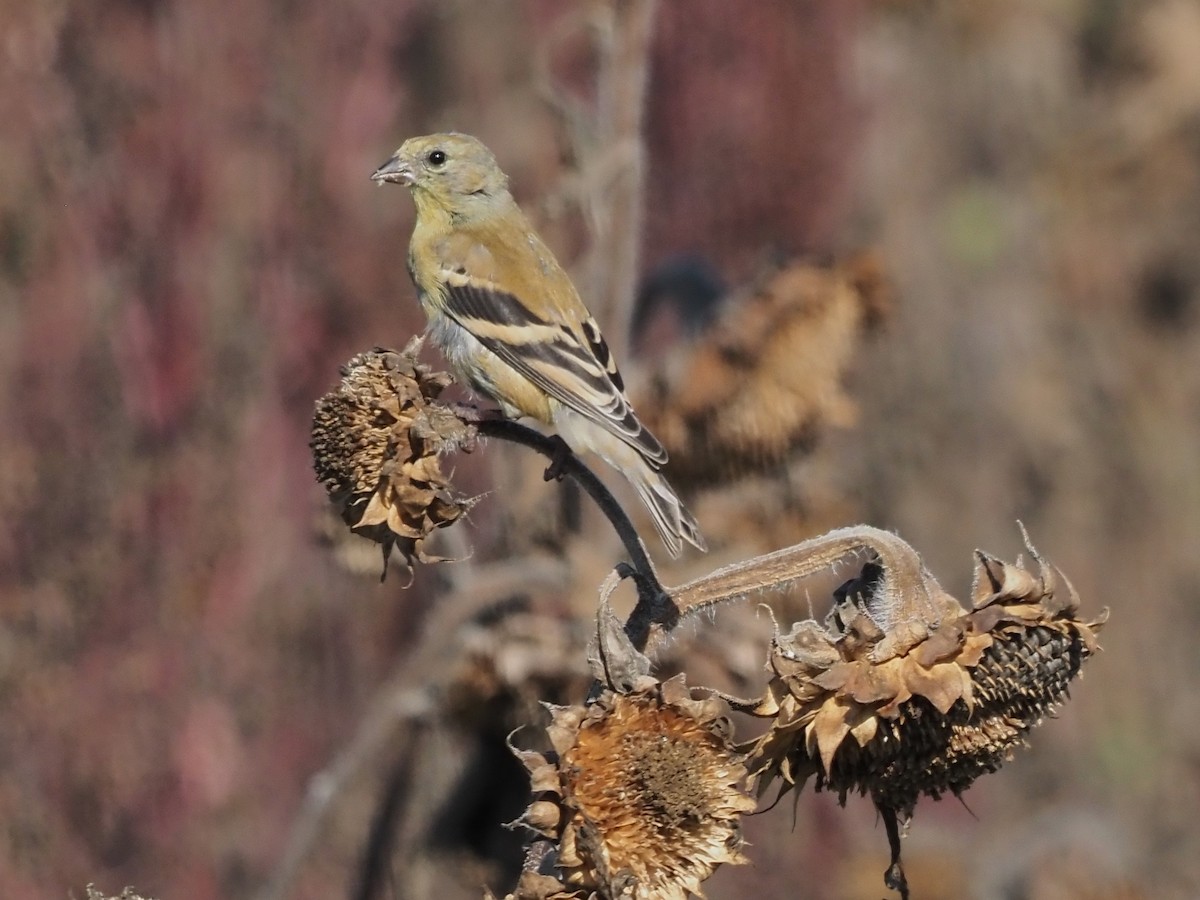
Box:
[310, 339, 477, 578]
[635, 256, 888, 488]
[737, 534, 1105, 897]
[744, 540, 1105, 815]
[510, 675, 755, 900]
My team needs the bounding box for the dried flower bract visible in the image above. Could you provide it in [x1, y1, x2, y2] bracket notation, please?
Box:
[310, 339, 477, 577]
[509, 675, 754, 900]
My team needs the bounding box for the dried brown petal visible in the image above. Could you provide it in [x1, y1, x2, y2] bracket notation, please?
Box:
[310, 339, 477, 578]
[511, 676, 754, 900]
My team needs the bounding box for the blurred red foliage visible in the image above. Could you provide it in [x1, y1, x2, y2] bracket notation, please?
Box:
[2, 1, 1197, 899]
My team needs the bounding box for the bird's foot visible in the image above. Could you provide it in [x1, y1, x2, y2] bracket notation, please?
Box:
[884, 860, 909, 900]
[542, 435, 573, 482]
[879, 804, 910, 900]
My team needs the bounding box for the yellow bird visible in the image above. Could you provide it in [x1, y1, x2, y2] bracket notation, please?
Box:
[372, 132, 705, 557]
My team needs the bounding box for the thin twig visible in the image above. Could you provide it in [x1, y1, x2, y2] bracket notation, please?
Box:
[590, 0, 657, 354]
[532, 7, 597, 157]
[468, 413, 673, 652]
[535, 0, 659, 359]
[351, 722, 425, 900]
[474, 415, 658, 585]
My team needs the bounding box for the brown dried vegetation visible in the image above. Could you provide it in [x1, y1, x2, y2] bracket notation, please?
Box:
[308, 336, 1105, 896]
[638, 255, 888, 488]
[311, 339, 477, 575]
[742, 538, 1105, 818]
[507, 676, 754, 900]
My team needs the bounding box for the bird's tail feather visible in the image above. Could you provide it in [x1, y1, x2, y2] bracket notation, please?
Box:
[632, 469, 707, 558]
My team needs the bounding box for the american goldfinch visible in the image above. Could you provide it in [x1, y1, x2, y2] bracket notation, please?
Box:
[371, 132, 705, 557]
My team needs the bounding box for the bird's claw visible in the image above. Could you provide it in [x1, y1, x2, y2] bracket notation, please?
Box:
[884, 861, 909, 899]
[542, 435, 572, 482]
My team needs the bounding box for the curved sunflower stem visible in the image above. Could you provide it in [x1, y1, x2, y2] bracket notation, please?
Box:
[649, 525, 945, 655]
[463, 405, 951, 666]
[464, 410, 672, 651]
[463, 410, 948, 660]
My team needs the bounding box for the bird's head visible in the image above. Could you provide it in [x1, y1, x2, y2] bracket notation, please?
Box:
[371, 133, 509, 203]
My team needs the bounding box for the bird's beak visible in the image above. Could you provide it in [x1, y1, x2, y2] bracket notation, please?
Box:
[371, 155, 414, 186]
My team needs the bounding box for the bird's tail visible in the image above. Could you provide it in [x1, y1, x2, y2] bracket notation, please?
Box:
[554, 408, 705, 557]
[630, 466, 707, 558]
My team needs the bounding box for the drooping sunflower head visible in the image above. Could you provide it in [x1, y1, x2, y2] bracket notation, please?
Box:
[310, 339, 477, 578]
[742, 540, 1106, 816]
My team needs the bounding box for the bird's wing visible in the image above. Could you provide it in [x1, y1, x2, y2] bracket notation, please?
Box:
[433, 237, 666, 467]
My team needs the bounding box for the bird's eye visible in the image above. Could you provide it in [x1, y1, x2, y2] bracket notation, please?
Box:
[427, 150, 447, 167]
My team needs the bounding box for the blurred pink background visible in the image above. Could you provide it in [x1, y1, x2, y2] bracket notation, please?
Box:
[2, 1, 1196, 897]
